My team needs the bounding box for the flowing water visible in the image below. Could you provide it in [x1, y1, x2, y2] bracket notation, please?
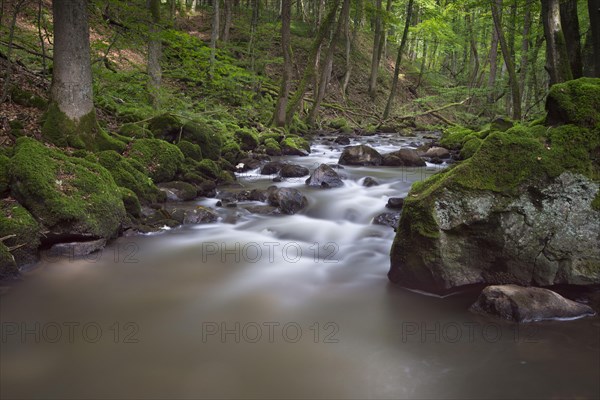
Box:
[1, 134, 599, 399]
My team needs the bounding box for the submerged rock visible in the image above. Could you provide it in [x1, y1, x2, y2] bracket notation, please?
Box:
[267, 188, 308, 215]
[386, 197, 404, 209]
[362, 177, 379, 187]
[373, 212, 401, 229]
[305, 164, 344, 188]
[339, 145, 383, 166]
[49, 239, 107, 258]
[261, 161, 285, 175]
[183, 207, 219, 224]
[470, 285, 596, 322]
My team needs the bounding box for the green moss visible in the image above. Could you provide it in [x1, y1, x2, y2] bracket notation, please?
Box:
[177, 140, 203, 161]
[181, 121, 223, 160]
[281, 135, 310, 153]
[127, 139, 184, 183]
[592, 191, 600, 211]
[10, 138, 126, 239]
[9, 86, 47, 109]
[120, 187, 141, 217]
[94, 150, 163, 204]
[195, 159, 221, 179]
[119, 123, 153, 139]
[460, 137, 483, 159]
[42, 103, 100, 150]
[259, 131, 284, 144]
[264, 138, 282, 156]
[0, 155, 10, 195]
[440, 126, 477, 150]
[329, 118, 352, 134]
[235, 128, 260, 151]
[546, 78, 600, 128]
[0, 200, 41, 266]
[159, 181, 198, 201]
[221, 140, 243, 164]
[147, 113, 183, 139]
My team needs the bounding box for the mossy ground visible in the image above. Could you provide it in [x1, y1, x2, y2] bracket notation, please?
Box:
[127, 139, 185, 183]
[0, 199, 41, 266]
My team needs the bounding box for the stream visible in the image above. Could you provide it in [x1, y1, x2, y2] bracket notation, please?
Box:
[1, 133, 599, 399]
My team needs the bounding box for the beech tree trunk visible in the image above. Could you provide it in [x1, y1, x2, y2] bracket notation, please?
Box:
[273, 0, 292, 126]
[210, 0, 220, 73]
[541, 0, 572, 85]
[368, 0, 383, 98]
[148, 0, 162, 109]
[588, 0, 600, 77]
[222, 0, 233, 42]
[49, 0, 94, 121]
[560, 0, 583, 78]
[491, 0, 521, 120]
[382, 0, 414, 120]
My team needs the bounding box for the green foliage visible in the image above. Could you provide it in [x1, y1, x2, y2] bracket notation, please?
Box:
[127, 139, 184, 183]
[10, 138, 125, 239]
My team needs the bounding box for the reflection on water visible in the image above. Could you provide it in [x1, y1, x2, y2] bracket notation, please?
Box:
[1, 134, 599, 399]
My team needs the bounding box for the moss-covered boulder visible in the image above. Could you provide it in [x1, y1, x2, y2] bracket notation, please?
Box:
[10, 138, 126, 241]
[9, 86, 47, 109]
[0, 243, 18, 280]
[439, 126, 478, 150]
[0, 199, 41, 267]
[263, 138, 282, 156]
[158, 181, 198, 201]
[546, 77, 600, 128]
[148, 113, 183, 140]
[460, 137, 483, 159]
[120, 187, 141, 218]
[181, 121, 223, 160]
[177, 140, 203, 161]
[281, 136, 311, 156]
[235, 128, 259, 151]
[94, 150, 164, 204]
[389, 122, 600, 294]
[127, 139, 184, 183]
[221, 140, 244, 164]
[0, 155, 10, 195]
[119, 123, 153, 139]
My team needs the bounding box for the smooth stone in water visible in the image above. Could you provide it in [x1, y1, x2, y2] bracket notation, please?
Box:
[305, 164, 344, 188]
[50, 239, 107, 257]
[280, 164, 310, 178]
[470, 284, 596, 322]
[338, 145, 383, 166]
[267, 188, 308, 215]
[373, 212, 401, 229]
[386, 197, 404, 209]
[183, 207, 219, 224]
[382, 149, 426, 167]
[362, 177, 379, 187]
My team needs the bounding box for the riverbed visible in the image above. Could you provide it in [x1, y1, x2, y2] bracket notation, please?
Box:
[1, 133, 599, 399]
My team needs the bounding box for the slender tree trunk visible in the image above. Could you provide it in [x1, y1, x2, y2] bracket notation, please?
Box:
[222, 0, 233, 42]
[368, 0, 383, 98]
[519, 0, 531, 99]
[491, 0, 521, 120]
[0, 0, 26, 104]
[148, 0, 162, 110]
[210, 0, 220, 74]
[308, 0, 350, 126]
[541, 0, 572, 85]
[589, 0, 600, 77]
[312, 0, 325, 100]
[273, 0, 292, 126]
[382, 0, 414, 120]
[487, 4, 500, 104]
[285, 0, 340, 124]
[560, 0, 583, 78]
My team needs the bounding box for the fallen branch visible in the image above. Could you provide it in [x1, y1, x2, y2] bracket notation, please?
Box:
[0, 39, 52, 61]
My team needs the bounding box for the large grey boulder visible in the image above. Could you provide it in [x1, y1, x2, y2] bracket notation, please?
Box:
[470, 284, 595, 322]
[305, 164, 344, 188]
[389, 172, 600, 294]
[338, 145, 383, 166]
[267, 188, 308, 215]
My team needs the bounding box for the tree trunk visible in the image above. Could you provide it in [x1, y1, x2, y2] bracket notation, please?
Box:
[382, 0, 414, 120]
[587, 0, 600, 77]
[285, 0, 340, 124]
[560, 0, 583, 78]
[368, 0, 382, 98]
[222, 0, 233, 42]
[519, 0, 531, 99]
[307, 0, 350, 126]
[541, 0, 572, 85]
[273, 0, 292, 126]
[491, 0, 521, 120]
[210, 0, 220, 74]
[43, 0, 99, 148]
[487, 3, 500, 104]
[148, 0, 162, 110]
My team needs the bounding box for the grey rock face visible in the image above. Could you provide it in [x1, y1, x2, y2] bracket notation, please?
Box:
[389, 172, 600, 293]
[306, 164, 344, 188]
[338, 145, 383, 166]
[470, 284, 596, 322]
